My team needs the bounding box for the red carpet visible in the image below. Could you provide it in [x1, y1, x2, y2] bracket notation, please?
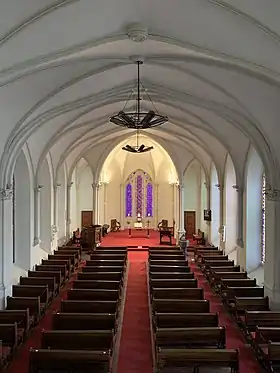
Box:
[102, 229, 176, 247]
[117, 251, 153, 373]
[6, 273, 78, 373]
[190, 261, 262, 373]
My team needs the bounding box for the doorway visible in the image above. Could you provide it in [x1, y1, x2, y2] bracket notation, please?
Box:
[184, 211, 196, 236]
[81, 210, 93, 227]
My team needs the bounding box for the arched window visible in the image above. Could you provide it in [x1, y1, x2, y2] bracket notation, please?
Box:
[261, 174, 266, 263]
[125, 183, 132, 217]
[125, 170, 153, 217]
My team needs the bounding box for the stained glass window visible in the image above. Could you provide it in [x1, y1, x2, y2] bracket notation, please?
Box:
[261, 174, 266, 263]
[125, 183, 132, 217]
[136, 175, 143, 216]
[125, 169, 153, 218]
[146, 183, 153, 217]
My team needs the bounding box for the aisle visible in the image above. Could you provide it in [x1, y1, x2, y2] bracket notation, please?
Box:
[189, 260, 262, 373]
[117, 251, 153, 373]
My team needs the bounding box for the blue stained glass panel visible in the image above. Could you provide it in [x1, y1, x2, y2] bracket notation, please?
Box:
[125, 183, 132, 217]
[146, 183, 153, 217]
[136, 175, 143, 216]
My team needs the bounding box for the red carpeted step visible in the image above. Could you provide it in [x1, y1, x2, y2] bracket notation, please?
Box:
[190, 261, 262, 373]
[117, 251, 153, 373]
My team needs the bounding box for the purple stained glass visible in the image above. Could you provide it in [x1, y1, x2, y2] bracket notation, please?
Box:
[136, 175, 143, 216]
[146, 183, 153, 217]
[125, 183, 132, 217]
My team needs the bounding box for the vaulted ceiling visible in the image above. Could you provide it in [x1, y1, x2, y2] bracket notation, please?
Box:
[1, 0, 280, 188]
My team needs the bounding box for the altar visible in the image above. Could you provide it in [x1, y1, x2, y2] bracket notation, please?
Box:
[128, 214, 150, 238]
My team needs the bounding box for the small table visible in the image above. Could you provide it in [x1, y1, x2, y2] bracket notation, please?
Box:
[159, 229, 172, 245]
[128, 227, 150, 238]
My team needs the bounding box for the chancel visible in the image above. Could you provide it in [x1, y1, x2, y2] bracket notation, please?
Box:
[0, 3, 280, 373]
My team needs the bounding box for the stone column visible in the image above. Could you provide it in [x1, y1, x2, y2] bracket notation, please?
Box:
[235, 185, 245, 270]
[92, 183, 99, 225]
[177, 184, 185, 241]
[205, 182, 211, 242]
[218, 184, 225, 250]
[264, 188, 280, 309]
[33, 185, 43, 246]
[0, 186, 13, 306]
[66, 182, 73, 239]
[120, 183, 124, 228]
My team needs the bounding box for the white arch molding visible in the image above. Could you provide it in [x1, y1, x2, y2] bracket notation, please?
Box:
[97, 136, 180, 230]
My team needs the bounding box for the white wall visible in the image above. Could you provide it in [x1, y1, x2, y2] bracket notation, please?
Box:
[70, 168, 78, 232]
[57, 164, 67, 245]
[39, 158, 52, 251]
[77, 163, 93, 228]
[210, 164, 220, 246]
[224, 156, 238, 262]
[244, 147, 264, 275]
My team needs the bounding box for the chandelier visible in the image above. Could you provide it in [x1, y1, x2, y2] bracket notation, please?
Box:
[122, 129, 153, 153]
[110, 60, 168, 129]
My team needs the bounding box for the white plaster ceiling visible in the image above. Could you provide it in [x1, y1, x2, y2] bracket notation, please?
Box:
[0, 0, 280, 188]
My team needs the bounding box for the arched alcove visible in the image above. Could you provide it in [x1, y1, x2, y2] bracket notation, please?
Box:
[99, 135, 178, 228]
[76, 159, 94, 228]
[224, 156, 238, 262]
[210, 164, 220, 246]
[14, 150, 31, 270]
[57, 163, 67, 244]
[244, 147, 264, 282]
[39, 158, 52, 251]
[183, 160, 207, 237]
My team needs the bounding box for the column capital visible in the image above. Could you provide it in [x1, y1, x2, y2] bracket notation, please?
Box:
[232, 185, 243, 193]
[177, 183, 184, 190]
[265, 187, 280, 202]
[54, 183, 61, 190]
[215, 183, 223, 190]
[92, 183, 100, 189]
[236, 237, 244, 247]
[0, 186, 13, 200]
[67, 182, 73, 189]
[35, 185, 44, 192]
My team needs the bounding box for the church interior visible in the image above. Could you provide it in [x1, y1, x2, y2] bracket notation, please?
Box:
[0, 1, 280, 373]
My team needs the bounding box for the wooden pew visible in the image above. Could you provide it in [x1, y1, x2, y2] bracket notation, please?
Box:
[6, 296, 41, 323]
[211, 271, 248, 288]
[41, 330, 114, 352]
[38, 262, 69, 279]
[54, 249, 80, 264]
[82, 266, 123, 274]
[60, 300, 118, 314]
[208, 266, 241, 281]
[157, 348, 239, 373]
[67, 289, 119, 302]
[90, 254, 127, 262]
[154, 312, 219, 329]
[222, 287, 264, 306]
[58, 245, 82, 256]
[28, 270, 62, 287]
[35, 265, 67, 283]
[244, 311, 280, 332]
[195, 250, 223, 262]
[155, 326, 226, 349]
[0, 310, 30, 337]
[86, 260, 125, 267]
[29, 349, 110, 373]
[149, 272, 194, 280]
[12, 285, 49, 307]
[151, 288, 204, 300]
[149, 265, 190, 273]
[203, 260, 235, 273]
[258, 341, 280, 372]
[0, 323, 18, 360]
[77, 271, 122, 282]
[96, 246, 127, 253]
[149, 260, 187, 267]
[149, 254, 185, 261]
[150, 246, 180, 252]
[52, 312, 116, 331]
[233, 297, 270, 315]
[150, 279, 197, 289]
[73, 280, 120, 290]
[19, 276, 57, 297]
[152, 299, 210, 313]
[220, 279, 257, 293]
[48, 254, 75, 271]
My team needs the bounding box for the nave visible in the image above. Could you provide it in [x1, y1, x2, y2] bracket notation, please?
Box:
[1, 232, 278, 373]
